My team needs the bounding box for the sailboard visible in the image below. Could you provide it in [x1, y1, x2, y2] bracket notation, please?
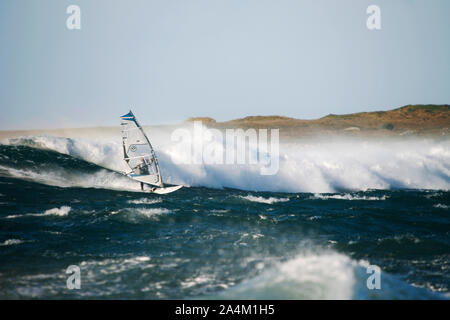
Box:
[120, 110, 182, 194]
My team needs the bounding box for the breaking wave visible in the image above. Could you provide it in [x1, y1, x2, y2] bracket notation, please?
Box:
[1, 129, 449, 193]
[215, 251, 441, 299]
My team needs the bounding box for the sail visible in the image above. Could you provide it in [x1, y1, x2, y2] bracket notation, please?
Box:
[120, 110, 163, 187]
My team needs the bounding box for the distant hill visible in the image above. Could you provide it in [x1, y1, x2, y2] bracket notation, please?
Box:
[1, 104, 448, 140]
[186, 104, 450, 137]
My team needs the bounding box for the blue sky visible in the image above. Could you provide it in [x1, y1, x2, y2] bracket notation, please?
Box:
[1, 0, 449, 130]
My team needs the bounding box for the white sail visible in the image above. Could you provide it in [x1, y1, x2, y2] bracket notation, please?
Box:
[120, 110, 163, 187]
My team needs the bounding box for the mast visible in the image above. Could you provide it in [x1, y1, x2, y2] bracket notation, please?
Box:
[130, 110, 164, 188]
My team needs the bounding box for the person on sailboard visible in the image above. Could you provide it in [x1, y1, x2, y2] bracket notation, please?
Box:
[135, 157, 150, 175]
[139, 183, 157, 192]
[120, 110, 182, 194]
[135, 157, 152, 191]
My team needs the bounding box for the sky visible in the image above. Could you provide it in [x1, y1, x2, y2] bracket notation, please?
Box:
[0, 0, 449, 130]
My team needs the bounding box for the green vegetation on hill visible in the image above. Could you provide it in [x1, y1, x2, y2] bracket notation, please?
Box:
[186, 104, 450, 137]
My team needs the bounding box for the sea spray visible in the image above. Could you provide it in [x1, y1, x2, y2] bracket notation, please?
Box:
[2, 133, 449, 193]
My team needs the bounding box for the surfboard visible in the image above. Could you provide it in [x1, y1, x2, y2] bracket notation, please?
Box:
[120, 110, 183, 194]
[152, 185, 183, 194]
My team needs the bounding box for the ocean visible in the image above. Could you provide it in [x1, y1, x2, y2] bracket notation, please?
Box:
[0, 130, 449, 299]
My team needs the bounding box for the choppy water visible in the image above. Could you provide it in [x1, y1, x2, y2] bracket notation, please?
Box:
[0, 133, 449, 299]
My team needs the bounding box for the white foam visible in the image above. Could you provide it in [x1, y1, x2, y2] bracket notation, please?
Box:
[216, 250, 440, 299]
[111, 207, 172, 223]
[4, 131, 450, 193]
[425, 192, 443, 199]
[434, 204, 449, 209]
[218, 251, 357, 299]
[5, 206, 71, 219]
[311, 193, 388, 201]
[135, 208, 171, 217]
[5, 135, 127, 173]
[127, 198, 162, 205]
[42, 206, 71, 216]
[181, 275, 213, 289]
[239, 195, 290, 204]
[76, 256, 155, 278]
[0, 239, 24, 246]
[124, 256, 151, 263]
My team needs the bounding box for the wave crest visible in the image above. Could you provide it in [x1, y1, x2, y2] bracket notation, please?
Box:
[2, 133, 450, 193]
[215, 251, 441, 299]
[239, 195, 290, 204]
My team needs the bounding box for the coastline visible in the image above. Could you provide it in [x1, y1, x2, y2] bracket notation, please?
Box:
[1, 104, 449, 141]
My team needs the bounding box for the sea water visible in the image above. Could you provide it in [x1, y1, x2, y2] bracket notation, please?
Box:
[0, 132, 448, 299]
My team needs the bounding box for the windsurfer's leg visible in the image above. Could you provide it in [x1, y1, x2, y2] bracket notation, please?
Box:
[140, 182, 144, 191]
